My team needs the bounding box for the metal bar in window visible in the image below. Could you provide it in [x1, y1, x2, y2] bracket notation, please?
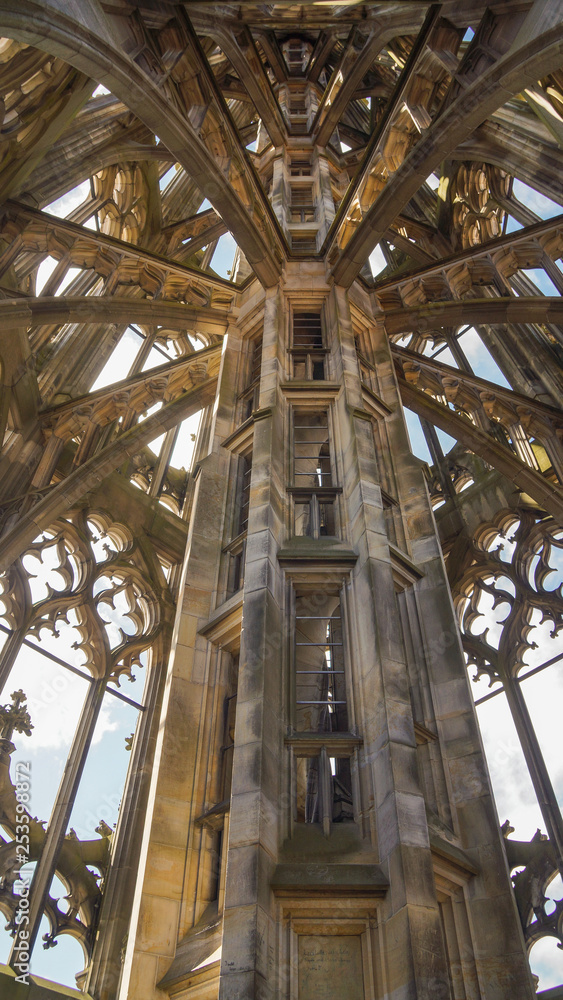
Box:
[296, 642, 343, 646]
[0, 626, 146, 711]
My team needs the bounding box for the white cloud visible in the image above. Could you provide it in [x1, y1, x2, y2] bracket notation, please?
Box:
[91, 326, 143, 390]
[513, 179, 562, 220]
[457, 328, 511, 387]
[369, 244, 386, 278]
[35, 255, 58, 294]
[530, 934, 563, 989]
[8, 644, 117, 751]
[45, 180, 90, 219]
[477, 694, 544, 838]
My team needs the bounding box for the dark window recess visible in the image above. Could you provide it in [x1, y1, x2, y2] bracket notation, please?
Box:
[291, 408, 339, 535]
[291, 186, 313, 205]
[294, 598, 348, 733]
[209, 653, 239, 898]
[238, 453, 252, 534]
[290, 185, 315, 223]
[294, 492, 337, 538]
[291, 234, 317, 253]
[250, 337, 263, 384]
[240, 386, 259, 423]
[292, 312, 325, 379]
[287, 44, 306, 74]
[355, 330, 377, 389]
[290, 97, 307, 115]
[228, 539, 246, 595]
[220, 656, 238, 799]
[291, 158, 311, 176]
[290, 404, 339, 536]
[238, 336, 262, 422]
[296, 753, 354, 824]
[294, 410, 332, 487]
[293, 313, 323, 349]
[227, 451, 252, 593]
[291, 120, 308, 135]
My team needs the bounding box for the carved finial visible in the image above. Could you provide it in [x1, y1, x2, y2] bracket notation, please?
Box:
[0, 689, 33, 742]
[124, 733, 134, 751]
[42, 930, 58, 950]
[501, 819, 514, 838]
[95, 819, 113, 838]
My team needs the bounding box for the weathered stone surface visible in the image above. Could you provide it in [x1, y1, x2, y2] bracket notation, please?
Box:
[0, 6, 559, 998]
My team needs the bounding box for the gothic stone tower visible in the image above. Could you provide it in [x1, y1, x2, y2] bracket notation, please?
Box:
[121, 263, 535, 1000]
[0, 3, 562, 1000]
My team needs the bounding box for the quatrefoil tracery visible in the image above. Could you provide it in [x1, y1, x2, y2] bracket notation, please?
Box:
[0, 507, 169, 961]
[454, 509, 563, 687]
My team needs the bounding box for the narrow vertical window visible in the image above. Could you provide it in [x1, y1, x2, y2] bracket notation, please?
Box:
[290, 186, 315, 223]
[293, 409, 331, 486]
[292, 592, 354, 831]
[291, 157, 311, 177]
[238, 336, 262, 422]
[295, 751, 354, 829]
[294, 595, 347, 733]
[227, 452, 252, 595]
[292, 313, 325, 379]
[209, 652, 238, 905]
[292, 312, 325, 380]
[238, 452, 252, 535]
[291, 408, 338, 537]
[250, 337, 262, 385]
[355, 327, 377, 392]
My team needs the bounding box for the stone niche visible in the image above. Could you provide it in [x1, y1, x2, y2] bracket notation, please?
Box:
[298, 933, 364, 1000]
[276, 907, 383, 999]
[272, 863, 387, 998]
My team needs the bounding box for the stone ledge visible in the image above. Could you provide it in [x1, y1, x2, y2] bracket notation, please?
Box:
[157, 902, 222, 990]
[388, 542, 424, 590]
[198, 591, 243, 648]
[285, 733, 362, 756]
[0, 966, 93, 1000]
[430, 833, 479, 878]
[279, 381, 341, 403]
[278, 537, 357, 568]
[271, 863, 388, 897]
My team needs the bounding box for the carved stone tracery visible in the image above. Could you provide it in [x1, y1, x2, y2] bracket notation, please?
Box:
[0, 2, 561, 994]
[0, 508, 172, 978]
